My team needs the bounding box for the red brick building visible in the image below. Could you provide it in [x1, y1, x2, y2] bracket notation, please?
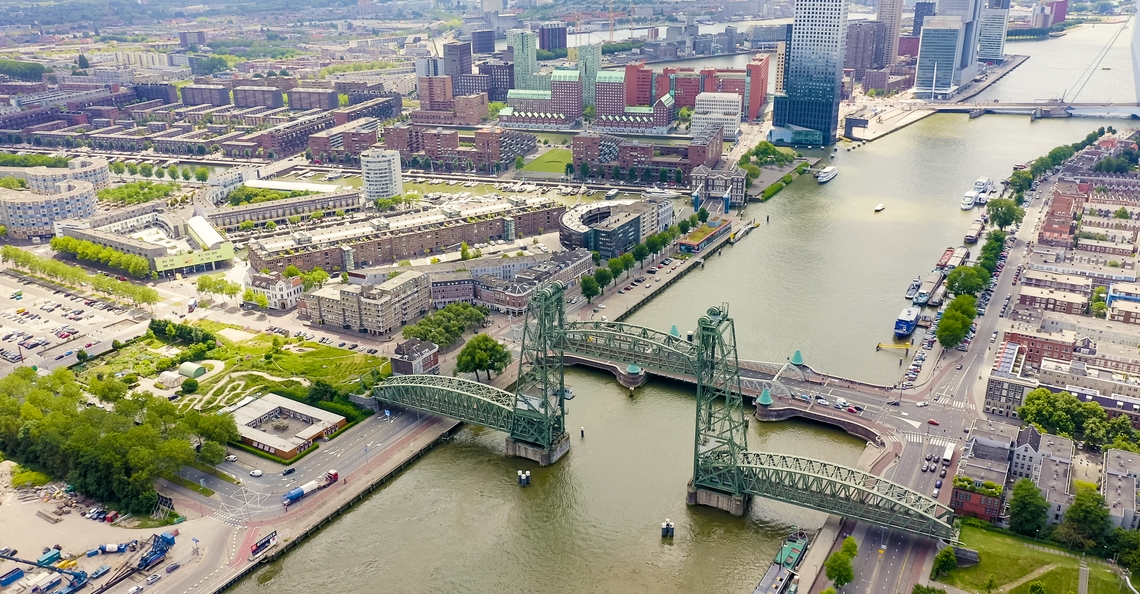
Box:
[1001, 328, 1076, 366]
[624, 63, 654, 107]
[571, 125, 722, 184]
[1038, 182, 1089, 247]
[1017, 287, 1088, 315]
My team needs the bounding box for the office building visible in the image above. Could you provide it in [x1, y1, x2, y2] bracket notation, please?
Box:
[744, 55, 770, 121]
[771, 0, 848, 145]
[360, 149, 403, 201]
[914, 1, 937, 38]
[415, 57, 445, 77]
[179, 31, 206, 48]
[303, 272, 432, 337]
[878, 0, 904, 63]
[498, 69, 582, 129]
[577, 44, 603, 108]
[477, 60, 515, 102]
[289, 88, 339, 111]
[915, 16, 964, 97]
[845, 20, 888, 80]
[181, 84, 230, 107]
[539, 22, 568, 51]
[692, 92, 743, 140]
[471, 30, 496, 54]
[508, 29, 548, 91]
[977, 0, 1010, 62]
[481, 0, 502, 13]
[443, 42, 473, 78]
[935, 0, 983, 85]
[774, 42, 787, 93]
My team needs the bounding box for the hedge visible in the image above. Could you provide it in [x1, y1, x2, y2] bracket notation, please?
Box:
[760, 181, 785, 201]
[781, 173, 794, 184]
[229, 441, 320, 466]
[795, 162, 810, 174]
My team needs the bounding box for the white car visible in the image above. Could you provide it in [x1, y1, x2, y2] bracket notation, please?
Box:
[915, 401, 929, 408]
[224, 455, 237, 462]
[249, 469, 263, 477]
[146, 574, 161, 584]
[815, 398, 830, 407]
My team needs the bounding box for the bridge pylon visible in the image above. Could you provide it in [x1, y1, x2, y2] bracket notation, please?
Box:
[506, 281, 570, 465]
[686, 304, 752, 516]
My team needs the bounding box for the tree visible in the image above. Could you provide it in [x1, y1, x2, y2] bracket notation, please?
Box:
[824, 550, 854, 588]
[515, 155, 525, 170]
[593, 267, 613, 290]
[194, 167, 209, 182]
[239, 220, 255, 231]
[154, 167, 165, 179]
[632, 244, 649, 267]
[932, 546, 958, 578]
[1009, 478, 1050, 536]
[460, 242, 473, 261]
[181, 168, 192, 181]
[945, 266, 987, 297]
[591, 251, 602, 266]
[1055, 483, 1111, 550]
[1027, 582, 1046, 594]
[1116, 207, 1132, 219]
[181, 378, 199, 394]
[243, 288, 256, 304]
[110, 161, 126, 175]
[580, 162, 590, 178]
[987, 198, 1026, 231]
[608, 258, 624, 280]
[283, 264, 302, 278]
[265, 221, 277, 231]
[77, 54, 89, 69]
[936, 309, 971, 349]
[698, 207, 710, 223]
[580, 276, 601, 302]
[821, 589, 836, 594]
[139, 163, 153, 178]
[841, 536, 858, 558]
[198, 441, 227, 466]
[678, 219, 692, 234]
[254, 292, 269, 310]
[456, 333, 512, 382]
[982, 575, 998, 594]
[565, 162, 575, 177]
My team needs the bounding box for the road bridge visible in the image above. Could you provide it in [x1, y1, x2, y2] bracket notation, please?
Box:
[369, 284, 954, 539]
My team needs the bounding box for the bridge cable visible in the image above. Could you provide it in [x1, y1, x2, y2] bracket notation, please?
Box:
[1068, 15, 1130, 103]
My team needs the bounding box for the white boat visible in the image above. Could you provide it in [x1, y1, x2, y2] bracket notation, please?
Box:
[605, 189, 619, 200]
[961, 191, 978, 211]
[816, 166, 838, 183]
[643, 186, 681, 198]
[875, 204, 885, 212]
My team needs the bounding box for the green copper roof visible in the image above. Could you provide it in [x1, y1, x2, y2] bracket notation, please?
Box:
[596, 70, 625, 83]
[791, 350, 804, 365]
[758, 388, 773, 407]
[551, 69, 580, 82]
[625, 106, 654, 114]
[507, 89, 552, 100]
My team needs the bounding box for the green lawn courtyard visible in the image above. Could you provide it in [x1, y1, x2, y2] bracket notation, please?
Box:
[937, 525, 1129, 594]
[523, 148, 573, 173]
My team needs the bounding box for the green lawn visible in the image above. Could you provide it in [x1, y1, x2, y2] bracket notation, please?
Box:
[939, 525, 1128, 594]
[523, 149, 573, 173]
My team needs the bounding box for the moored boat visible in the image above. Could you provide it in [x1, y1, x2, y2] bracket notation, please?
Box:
[905, 276, 922, 299]
[936, 247, 955, 268]
[816, 166, 838, 183]
[895, 306, 921, 337]
[753, 529, 810, 594]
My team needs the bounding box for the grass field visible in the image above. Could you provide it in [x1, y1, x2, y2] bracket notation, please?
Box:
[523, 149, 573, 173]
[939, 525, 1128, 594]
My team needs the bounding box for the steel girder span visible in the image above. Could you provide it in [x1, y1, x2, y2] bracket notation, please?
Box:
[561, 320, 699, 376]
[735, 452, 955, 540]
[373, 375, 517, 435]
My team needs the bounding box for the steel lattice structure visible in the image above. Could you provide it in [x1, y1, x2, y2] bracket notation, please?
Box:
[370, 289, 954, 539]
[736, 452, 954, 539]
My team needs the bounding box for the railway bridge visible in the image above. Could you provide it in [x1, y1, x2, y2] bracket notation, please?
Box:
[369, 282, 954, 539]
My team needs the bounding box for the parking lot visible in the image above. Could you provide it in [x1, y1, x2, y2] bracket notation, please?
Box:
[0, 272, 141, 371]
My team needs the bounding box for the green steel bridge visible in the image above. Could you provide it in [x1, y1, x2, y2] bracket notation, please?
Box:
[370, 282, 954, 540]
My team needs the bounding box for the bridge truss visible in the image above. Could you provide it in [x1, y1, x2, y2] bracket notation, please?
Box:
[370, 284, 953, 539]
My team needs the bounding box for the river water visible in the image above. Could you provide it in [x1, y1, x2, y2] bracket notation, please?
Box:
[233, 24, 1137, 594]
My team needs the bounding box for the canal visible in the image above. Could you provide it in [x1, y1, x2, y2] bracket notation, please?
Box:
[231, 23, 1137, 594]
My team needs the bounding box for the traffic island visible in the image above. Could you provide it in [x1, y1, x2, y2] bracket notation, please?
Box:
[505, 432, 570, 466]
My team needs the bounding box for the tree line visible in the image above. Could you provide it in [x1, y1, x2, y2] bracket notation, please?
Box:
[0, 366, 239, 515]
[0, 245, 159, 307]
[402, 303, 488, 348]
[1018, 388, 1139, 452]
[580, 218, 693, 302]
[97, 180, 180, 205]
[283, 264, 330, 291]
[0, 59, 49, 81]
[0, 153, 67, 168]
[1008, 127, 1112, 203]
[50, 236, 153, 278]
[226, 186, 314, 207]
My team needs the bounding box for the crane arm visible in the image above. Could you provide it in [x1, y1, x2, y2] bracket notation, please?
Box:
[0, 553, 87, 581]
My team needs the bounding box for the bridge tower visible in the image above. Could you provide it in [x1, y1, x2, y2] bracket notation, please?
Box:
[505, 281, 571, 465]
[686, 305, 752, 516]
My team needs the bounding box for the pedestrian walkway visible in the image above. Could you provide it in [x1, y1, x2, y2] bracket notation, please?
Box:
[998, 563, 1057, 592]
[1079, 561, 1089, 594]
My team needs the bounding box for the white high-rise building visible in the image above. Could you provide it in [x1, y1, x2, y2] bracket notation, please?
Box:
[936, 0, 983, 84]
[976, 0, 1010, 62]
[360, 149, 403, 201]
[692, 92, 743, 140]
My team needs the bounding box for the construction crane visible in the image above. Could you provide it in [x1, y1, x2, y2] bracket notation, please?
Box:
[0, 551, 89, 594]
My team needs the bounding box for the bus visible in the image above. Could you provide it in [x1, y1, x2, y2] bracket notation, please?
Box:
[942, 443, 955, 466]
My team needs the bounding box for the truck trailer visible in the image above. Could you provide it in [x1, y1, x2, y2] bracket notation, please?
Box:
[280, 470, 339, 505]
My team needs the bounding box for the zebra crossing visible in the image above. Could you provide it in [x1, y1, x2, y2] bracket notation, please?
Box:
[893, 431, 956, 447]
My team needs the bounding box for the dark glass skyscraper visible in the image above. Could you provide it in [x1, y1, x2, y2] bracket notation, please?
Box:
[772, 0, 848, 144]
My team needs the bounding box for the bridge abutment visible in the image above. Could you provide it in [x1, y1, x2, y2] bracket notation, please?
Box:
[686, 480, 751, 516]
[506, 432, 570, 466]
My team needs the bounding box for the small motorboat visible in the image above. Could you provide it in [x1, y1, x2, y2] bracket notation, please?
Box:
[875, 204, 885, 212]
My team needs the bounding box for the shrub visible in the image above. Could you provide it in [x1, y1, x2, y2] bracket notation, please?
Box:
[761, 181, 785, 201]
[11, 465, 52, 488]
[781, 173, 794, 184]
[181, 378, 199, 394]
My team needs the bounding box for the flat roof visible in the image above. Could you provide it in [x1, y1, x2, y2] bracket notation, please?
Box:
[1020, 285, 1088, 304]
[243, 179, 349, 193]
[230, 393, 345, 453]
[187, 216, 225, 251]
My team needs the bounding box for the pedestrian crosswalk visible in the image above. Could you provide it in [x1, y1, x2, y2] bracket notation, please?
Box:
[894, 432, 956, 447]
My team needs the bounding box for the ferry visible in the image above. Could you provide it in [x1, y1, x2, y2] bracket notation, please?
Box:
[895, 306, 922, 337]
[913, 271, 945, 306]
[905, 276, 922, 299]
[816, 166, 838, 183]
[643, 186, 681, 199]
[605, 189, 619, 200]
[961, 191, 979, 210]
[936, 247, 955, 269]
[974, 177, 995, 194]
[753, 529, 810, 594]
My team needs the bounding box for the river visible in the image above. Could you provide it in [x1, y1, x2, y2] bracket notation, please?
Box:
[232, 24, 1137, 594]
